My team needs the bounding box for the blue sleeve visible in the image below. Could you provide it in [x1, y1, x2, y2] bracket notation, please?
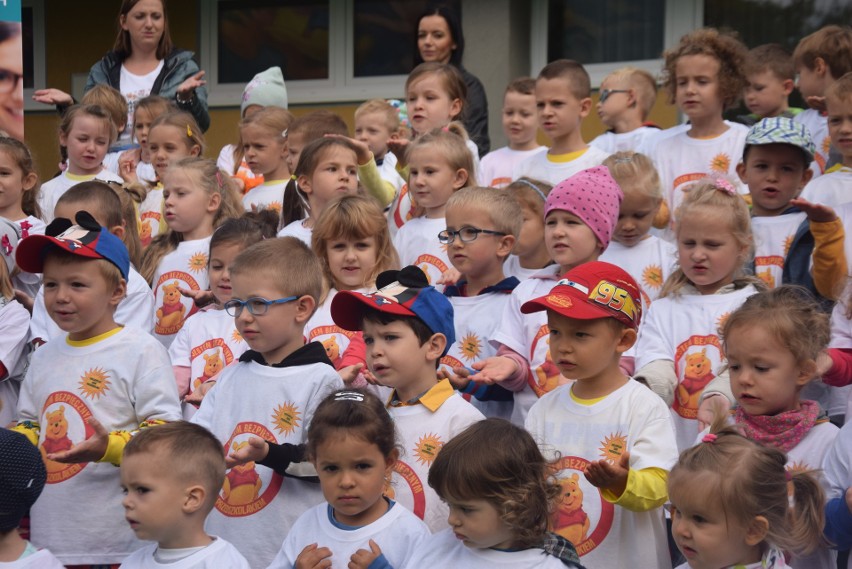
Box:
[460, 380, 514, 401]
[825, 496, 852, 549]
[367, 553, 393, 569]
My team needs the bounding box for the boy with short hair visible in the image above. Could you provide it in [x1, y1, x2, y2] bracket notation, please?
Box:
[439, 187, 520, 419]
[523, 261, 678, 569]
[0, 429, 63, 568]
[514, 60, 610, 184]
[354, 98, 406, 196]
[119, 421, 250, 568]
[190, 237, 343, 568]
[479, 78, 546, 187]
[331, 266, 485, 532]
[590, 67, 661, 153]
[793, 25, 852, 173]
[13, 213, 181, 566]
[738, 43, 801, 126]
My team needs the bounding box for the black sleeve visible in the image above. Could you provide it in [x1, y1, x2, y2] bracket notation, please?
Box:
[460, 68, 490, 156]
[256, 441, 306, 475]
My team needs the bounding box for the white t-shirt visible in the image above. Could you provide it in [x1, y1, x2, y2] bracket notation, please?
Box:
[191, 355, 344, 568]
[590, 126, 661, 154]
[392, 216, 451, 290]
[377, 152, 406, 195]
[800, 167, 852, 208]
[513, 146, 610, 186]
[138, 185, 165, 248]
[119, 61, 164, 148]
[276, 219, 312, 246]
[599, 236, 677, 309]
[635, 123, 690, 157]
[119, 537, 250, 569]
[795, 109, 831, 175]
[0, 299, 29, 428]
[15, 327, 181, 565]
[525, 380, 677, 569]
[502, 255, 546, 282]
[268, 501, 430, 569]
[151, 237, 211, 347]
[30, 265, 155, 343]
[387, 385, 485, 532]
[242, 179, 287, 214]
[0, 547, 65, 569]
[304, 288, 364, 369]
[635, 285, 759, 451]
[11, 215, 46, 299]
[38, 170, 124, 224]
[479, 146, 546, 187]
[406, 528, 568, 568]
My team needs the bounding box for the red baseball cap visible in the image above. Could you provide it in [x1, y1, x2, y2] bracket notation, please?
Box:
[521, 261, 641, 329]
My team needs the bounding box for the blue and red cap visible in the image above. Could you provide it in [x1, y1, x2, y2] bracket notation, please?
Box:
[331, 266, 455, 355]
[16, 211, 130, 280]
[521, 261, 642, 329]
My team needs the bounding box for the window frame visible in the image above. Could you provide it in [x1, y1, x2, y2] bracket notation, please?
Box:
[199, 0, 409, 107]
[22, 0, 46, 112]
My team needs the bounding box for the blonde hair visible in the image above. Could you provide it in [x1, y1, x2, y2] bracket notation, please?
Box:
[405, 126, 474, 218]
[603, 152, 662, 202]
[826, 71, 852, 104]
[312, 194, 398, 292]
[81, 84, 128, 133]
[0, 137, 40, 219]
[661, 177, 762, 297]
[446, 186, 521, 238]
[230, 237, 323, 307]
[59, 104, 118, 147]
[234, 107, 294, 173]
[139, 158, 243, 285]
[355, 99, 401, 132]
[504, 177, 553, 219]
[603, 67, 658, 119]
[149, 111, 206, 157]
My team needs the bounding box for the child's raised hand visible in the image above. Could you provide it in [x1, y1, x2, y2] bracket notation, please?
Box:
[806, 95, 827, 113]
[584, 451, 630, 496]
[179, 287, 216, 308]
[295, 543, 332, 569]
[184, 378, 216, 406]
[468, 356, 518, 385]
[324, 134, 372, 166]
[32, 88, 74, 106]
[349, 539, 383, 569]
[697, 394, 731, 431]
[387, 138, 410, 167]
[47, 416, 109, 464]
[790, 197, 838, 223]
[118, 148, 141, 184]
[437, 268, 461, 286]
[437, 365, 472, 390]
[816, 350, 833, 377]
[13, 289, 33, 313]
[225, 435, 269, 468]
[338, 363, 364, 385]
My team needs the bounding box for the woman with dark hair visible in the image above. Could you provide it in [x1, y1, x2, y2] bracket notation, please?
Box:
[414, 5, 490, 155]
[34, 0, 209, 143]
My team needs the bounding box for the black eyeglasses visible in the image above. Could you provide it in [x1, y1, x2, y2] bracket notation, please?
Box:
[0, 69, 23, 94]
[599, 89, 629, 104]
[438, 227, 507, 244]
[223, 295, 298, 317]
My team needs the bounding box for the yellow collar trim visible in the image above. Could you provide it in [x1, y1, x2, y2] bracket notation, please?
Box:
[65, 172, 98, 182]
[825, 164, 851, 174]
[547, 148, 588, 163]
[388, 378, 454, 412]
[66, 326, 123, 347]
[262, 179, 289, 186]
[569, 386, 607, 406]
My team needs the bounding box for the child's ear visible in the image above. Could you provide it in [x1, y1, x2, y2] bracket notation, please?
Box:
[449, 98, 462, 120]
[206, 190, 222, 213]
[798, 167, 814, 190]
[744, 515, 770, 546]
[426, 333, 447, 361]
[497, 234, 516, 258]
[182, 484, 207, 515]
[109, 224, 126, 241]
[813, 57, 828, 77]
[626, 89, 638, 109]
[190, 144, 202, 158]
[616, 327, 637, 354]
[736, 161, 748, 184]
[385, 448, 400, 473]
[298, 174, 312, 195]
[22, 171, 37, 191]
[293, 294, 316, 324]
[579, 97, 593, 118]
[110, 279, 128, 306]
[452, 168, 469, 189]
[797, 358, 818, 385]
[781, 78, 795, 96]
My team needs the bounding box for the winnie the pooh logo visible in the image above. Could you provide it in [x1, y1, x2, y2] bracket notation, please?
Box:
[322, 336, 341, 367]
[551, 456, 614, 556]
[138, 220, 153, 248]
[216, 422, 283, 517]
[156, 281, 186, 330]
[194, 350, 223, 391]
[39, 392, 95, 483]
[41, 406, 73, 466]
[222, 440, 262, 507]
[530, 327, 561, 397]
[677, 348, 715, 412]
[554, 473, 590, 545]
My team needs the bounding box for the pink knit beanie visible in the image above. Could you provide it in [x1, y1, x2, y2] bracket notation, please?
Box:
[543, 166, 624, 249]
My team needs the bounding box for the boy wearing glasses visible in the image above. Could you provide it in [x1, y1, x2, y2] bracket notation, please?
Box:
[590, 67, 661, 153]
[191, 237, 343, 568]
[439, 187, 519, 420]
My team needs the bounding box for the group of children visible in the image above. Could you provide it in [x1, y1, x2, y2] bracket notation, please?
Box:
[2, 20, 852, 569]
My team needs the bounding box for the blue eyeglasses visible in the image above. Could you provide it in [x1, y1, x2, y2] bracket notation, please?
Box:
[599, 89, 629, 104]
[224, 296, 298, 317]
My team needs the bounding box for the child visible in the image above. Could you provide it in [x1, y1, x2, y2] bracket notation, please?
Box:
[277, 137, 360, 245]
[118, 95, 174, 188]
[513, 59, 610, 185]
[305, 194, 398, 370]
[407, 418, 584, 568]
[0, 220, 28, 428]
[38, 104, 124, 223]
[169, 213, 277, 417]
[13, 213, 181, 565]
[440, 187, 519, 419]
[738, 44, 800, 126]
[393, 128, 473, 288]
[119, 422, 250, 568]
[590, 67, 661, 153]
[81, 84, 130, 170]
[30, 181, 155, 345]
[801, 72, 852, 208]
[239, 106, 293, 213]
[330, 266, 485, 531]
[670, 421, 825, 569]
[474, 166, 623, 424]
[354, 98, 406, 199]
[267, 389, 429, 568]
[722, 286, 837, 568]
[652, 29, 750, 224]
[479, 78, 545, 187]
[190, 237, 344, 568]
[502, 177, 553, 281]
[793, 25, 852, 174]
[737, 117, 846, 302]
[0, 429, 63, 568]
[140, 157, 243, 347]
[521, 261, 676, 567]
[136, 111, 205, 247]
[634, 178, 764, 451]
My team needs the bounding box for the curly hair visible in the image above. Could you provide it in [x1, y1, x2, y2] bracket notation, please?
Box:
[428, 418, 561, 548]
[662, 28, 748, 111]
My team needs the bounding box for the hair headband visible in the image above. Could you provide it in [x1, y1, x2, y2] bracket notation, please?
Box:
[186, 124, 193, 138]
[514, 179, 547, 202]
[612, 156, 634, 164]
[701, 433, 717, 443]
[334, 391, 365, 402]
[712, 177, 737, 196]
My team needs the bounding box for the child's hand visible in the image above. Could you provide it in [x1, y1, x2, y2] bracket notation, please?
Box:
[817, 350, 833, 377]
[437, 268, 461, 286]
[47, 416, 109, 464]
[387, 138, 410, 167]
[13, 289, 34, 313]
[584, 451, 630, 497]
[790, 197, 838, 223]
[184, 379, 216, 406]
[176, 71, 206, 100]
[806, 95, 827, 113]
[118, 148, 141, 184]
[179, 287, 216, 307]
[468, 356, 518, 385]
[437, 366, 471, 390]
[349, 540, 383, 569]
[697, 394, 731, 431]
[324, 134, 373, 166]
[32, 88, 74, 106]
[295, 543, 332, 569]
[226, 435, 269, 468]
[338, 363, 364, 385]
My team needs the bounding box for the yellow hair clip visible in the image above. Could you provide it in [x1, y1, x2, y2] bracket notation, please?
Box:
[186, 124, 193, 138]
